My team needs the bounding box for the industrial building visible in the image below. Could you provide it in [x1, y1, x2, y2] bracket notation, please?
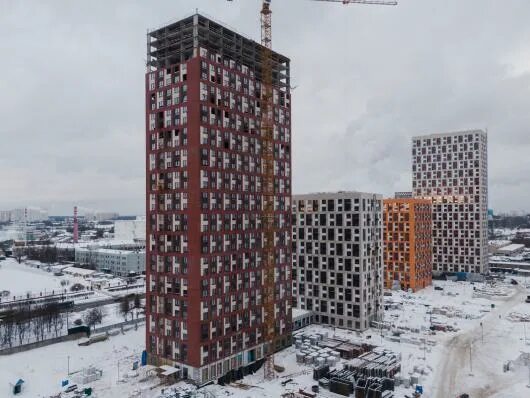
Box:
[412, 130, 488, 274]
[292, 192, 384, 331]
[145, 14, 292, 383]
[75, 248, 145, 276]
[383, 198, 432, 292]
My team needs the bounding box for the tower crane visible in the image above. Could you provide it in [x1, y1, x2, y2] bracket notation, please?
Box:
[227, 0, 397, 380]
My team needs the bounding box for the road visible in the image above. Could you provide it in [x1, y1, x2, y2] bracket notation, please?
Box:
[432, 284, 527, 398]
[71, 292, 146, 312]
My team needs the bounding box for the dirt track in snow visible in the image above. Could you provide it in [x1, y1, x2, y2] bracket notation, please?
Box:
[432, 285, 526, 398]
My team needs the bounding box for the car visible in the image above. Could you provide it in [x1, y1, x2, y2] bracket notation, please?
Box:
[434, 286, 444, 291]
[510, 279, 518, 285]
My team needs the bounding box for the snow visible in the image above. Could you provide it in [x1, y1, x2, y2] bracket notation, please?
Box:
[292, 307, 312, 318]
[0, 258, 69, 297]
[0, 328, 148, 398]
[1, 274, 529, 398]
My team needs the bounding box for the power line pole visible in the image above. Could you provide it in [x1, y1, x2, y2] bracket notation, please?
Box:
[469, 342, 473, 375]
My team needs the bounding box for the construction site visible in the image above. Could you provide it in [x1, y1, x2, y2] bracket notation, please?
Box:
[2, 0, 530, 398]
[144, 0, 396, 387]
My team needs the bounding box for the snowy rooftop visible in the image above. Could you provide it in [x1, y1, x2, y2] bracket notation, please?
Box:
[496, 243, 525, 253]
[63, 266, 97, 276]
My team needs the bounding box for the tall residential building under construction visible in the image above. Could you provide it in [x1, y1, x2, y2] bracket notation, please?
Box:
[292, 192, 384, 331]
[145, 14, 292, 383]
[412, 130, 488, 274]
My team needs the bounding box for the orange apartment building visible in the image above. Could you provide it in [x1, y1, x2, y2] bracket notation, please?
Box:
[383, 198, 432, 292]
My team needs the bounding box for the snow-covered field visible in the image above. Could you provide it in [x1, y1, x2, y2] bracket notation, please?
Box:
[381, 279, 530, 397]
[0, 258, 70, 298]
[0, 328, 148, 398]
[1, 278, 529, 398]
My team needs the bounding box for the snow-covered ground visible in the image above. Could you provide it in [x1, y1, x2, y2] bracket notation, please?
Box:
[1, 277, 529, 398]
[0, 258, 71, 298]
[0, 328, 149, 398]
[380, 279, 530, 398]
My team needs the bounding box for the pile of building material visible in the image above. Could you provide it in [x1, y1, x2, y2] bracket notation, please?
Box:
[155, 386, 197, 398]
[294, 332, 372, 366]
[313, 364, 394, 397]
[346, 349, 401, 379]
[506, 312, 530, 322]
[472, 285, 512, 300]
[397, 335, 436, 348]
[295, 346, 340, 367]
[431, 305, 483, 320]
[72, 366, 103, 384]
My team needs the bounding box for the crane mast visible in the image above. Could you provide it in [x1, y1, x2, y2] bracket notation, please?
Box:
[227, 0, 397, 381]
[259, 0, 277, 381]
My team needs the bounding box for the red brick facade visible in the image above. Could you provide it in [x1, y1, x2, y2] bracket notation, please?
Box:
[145, 16, 292, 383]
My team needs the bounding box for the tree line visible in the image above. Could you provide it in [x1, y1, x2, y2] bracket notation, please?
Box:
[0, 302, 65, 349]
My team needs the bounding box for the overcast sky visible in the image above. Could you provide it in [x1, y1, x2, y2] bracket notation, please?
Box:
[1, 0, 529, 215]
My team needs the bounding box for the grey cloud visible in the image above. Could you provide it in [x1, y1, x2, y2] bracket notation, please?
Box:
[1, 0, 530, 214]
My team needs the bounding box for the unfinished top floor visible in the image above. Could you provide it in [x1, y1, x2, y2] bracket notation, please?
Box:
[147, 13, 290, 90]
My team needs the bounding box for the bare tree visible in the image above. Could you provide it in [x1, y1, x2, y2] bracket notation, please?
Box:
[84, 308, 104, 331]
[133, 294, 142, 310]
[13, 247, 24, 264]
[42, 303, 61, 335]
[32, 315, 45, 342]
[119, 296, 132, 321]
[2, 318, 15, 348]
[52, 313, 64, 337]
[15, 313, 30, 346]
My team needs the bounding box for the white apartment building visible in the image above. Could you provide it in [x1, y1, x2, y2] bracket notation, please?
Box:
[0, 211, 11, 223]
[412, 130, 488, 274]
[75, 248, 145, 276]
[9, 207, 48, 223]
[292, 192, 384, 331]
[84, 211, 119, 222]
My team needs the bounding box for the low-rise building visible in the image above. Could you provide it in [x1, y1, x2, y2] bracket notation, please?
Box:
[383, 198, 432, 292]
[495, 243, 525, 256]
[75, 248, 145, 276]
[63, 266, 97, 279]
